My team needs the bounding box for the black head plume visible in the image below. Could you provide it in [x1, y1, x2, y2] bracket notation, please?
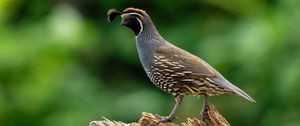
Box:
[107, 9, 122, 23]
[108, 8, 153, 36]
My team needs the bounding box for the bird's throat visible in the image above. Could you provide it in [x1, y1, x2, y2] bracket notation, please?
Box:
[124, 18, 142, 36]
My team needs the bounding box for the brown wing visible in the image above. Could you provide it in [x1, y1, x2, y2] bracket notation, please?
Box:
[155, 45, 217, 77]
[150, 45, 232, 96]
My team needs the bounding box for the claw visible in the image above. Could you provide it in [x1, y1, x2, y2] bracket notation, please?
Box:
[158, 115, 175, 122]
[200, 106, 208, 120]
[152, 96, 184, 125]
[152, 115, 174, 126]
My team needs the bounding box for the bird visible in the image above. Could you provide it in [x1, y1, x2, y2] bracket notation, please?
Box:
[107, 7, 256, 123]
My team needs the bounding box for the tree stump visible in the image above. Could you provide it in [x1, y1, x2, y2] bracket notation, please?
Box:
[89, 104, 230, 126]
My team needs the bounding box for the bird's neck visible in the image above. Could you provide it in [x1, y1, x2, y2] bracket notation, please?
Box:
[135, 17, 166, 69]
[135, 17, 166, 47]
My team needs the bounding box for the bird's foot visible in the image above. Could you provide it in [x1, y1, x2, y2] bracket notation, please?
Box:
[200, 104, 209, 120]
[152, 114, 177, 125]
[157, 115, 176, 122]
[200, 111, 205, 120]
[200, 94, 209, 120]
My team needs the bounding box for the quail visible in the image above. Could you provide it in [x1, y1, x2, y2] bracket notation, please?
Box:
[107, 8, 256, 123]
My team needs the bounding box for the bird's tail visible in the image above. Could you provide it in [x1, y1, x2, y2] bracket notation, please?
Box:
[228, 82, 256, 103]
[213, 77, 256, 103]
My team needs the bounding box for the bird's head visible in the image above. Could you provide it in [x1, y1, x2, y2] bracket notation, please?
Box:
[108, 8, 149, 36]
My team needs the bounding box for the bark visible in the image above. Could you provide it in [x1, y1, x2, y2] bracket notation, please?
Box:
[89, 104, 230, 126]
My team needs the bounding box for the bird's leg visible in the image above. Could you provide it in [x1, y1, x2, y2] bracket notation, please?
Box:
[200, 94, 209, 119]
[156, 95, 184, 123]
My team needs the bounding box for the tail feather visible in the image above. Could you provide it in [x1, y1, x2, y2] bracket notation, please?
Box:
[212, 77, 256, 103]
[229, 83, 256, 103]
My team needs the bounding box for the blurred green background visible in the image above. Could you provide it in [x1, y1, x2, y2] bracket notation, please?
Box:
[1, 0, 300, 126]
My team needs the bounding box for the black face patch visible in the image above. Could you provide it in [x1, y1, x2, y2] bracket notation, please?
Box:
[122, 15, 142, 36]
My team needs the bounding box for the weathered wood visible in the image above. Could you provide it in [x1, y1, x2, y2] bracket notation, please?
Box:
[89, 104, 230, 126]
[201, 105, 230, 126]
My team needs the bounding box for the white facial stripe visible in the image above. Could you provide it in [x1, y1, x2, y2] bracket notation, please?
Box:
[122, 12, 143, 18]
[136, 18, 143, 37]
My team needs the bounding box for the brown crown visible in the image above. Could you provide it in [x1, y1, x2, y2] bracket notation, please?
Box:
[123, 7, 147, 15]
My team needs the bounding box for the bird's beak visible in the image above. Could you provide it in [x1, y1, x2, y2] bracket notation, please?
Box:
[120, 17, 125, 26]
[120, 14, 128, 26]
